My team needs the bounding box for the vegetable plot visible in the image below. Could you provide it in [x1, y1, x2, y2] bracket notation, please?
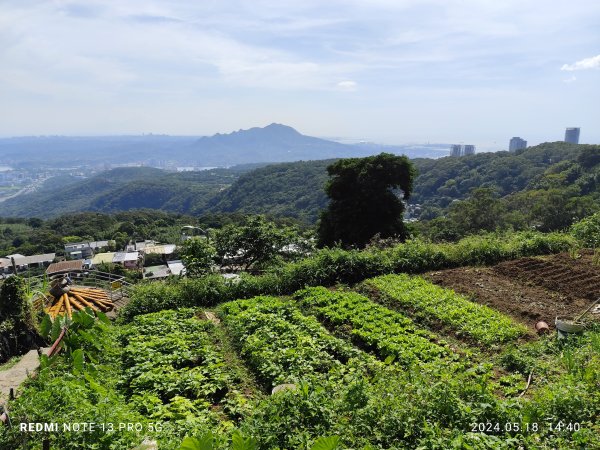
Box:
[364, 274, 528, 346]
[295, 287, 451, 364]
[119, 309, 237, 420]
[219, 296, 378, 387]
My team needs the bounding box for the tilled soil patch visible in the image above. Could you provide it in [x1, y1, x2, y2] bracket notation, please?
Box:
[425, 267, 592, 329]
[493, 252, 600, 302]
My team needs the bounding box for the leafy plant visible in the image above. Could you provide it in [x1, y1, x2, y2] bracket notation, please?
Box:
[295, 287, 451, 365]
[571, 211, 600, 248]
[363, 274, 528, 346]
[219, 297, 377, 387]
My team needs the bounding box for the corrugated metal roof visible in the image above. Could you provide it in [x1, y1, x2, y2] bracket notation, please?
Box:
[143, 264, 171, 279]
[15, 253, 56, 265]
[91, 252, 116, 265]
[135, 240, 155, 250]
[144, 244, 176, 255]
[46, 260, 84, 274]
[124, 251, 139, 261]
[112, 252, 127, 263]
[167, 260, 185, 275]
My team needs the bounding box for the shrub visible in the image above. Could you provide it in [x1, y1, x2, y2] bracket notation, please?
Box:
[571, 212, 600, 248]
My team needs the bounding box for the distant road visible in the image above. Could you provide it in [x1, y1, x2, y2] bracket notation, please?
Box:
[0, 177, 50, 203]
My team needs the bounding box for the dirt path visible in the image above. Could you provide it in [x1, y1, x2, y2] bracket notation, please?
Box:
[0, 348, 50, 405]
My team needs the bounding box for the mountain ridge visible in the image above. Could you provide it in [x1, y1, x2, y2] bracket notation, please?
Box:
[0, 124, 448, 167]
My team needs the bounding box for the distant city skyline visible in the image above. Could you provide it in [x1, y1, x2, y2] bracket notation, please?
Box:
[1, 1, 599, 150]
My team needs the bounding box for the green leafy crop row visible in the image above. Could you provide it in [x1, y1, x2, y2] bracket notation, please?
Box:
[364, 274, 529, 347]
[218, 297, 378, 388]
[295, 287, 452, 365]
[119, 309, 248, 438]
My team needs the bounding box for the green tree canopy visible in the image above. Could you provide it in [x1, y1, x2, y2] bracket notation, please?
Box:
[214, 215, 299, 271]
[447, 188, 508, 234]
[180, 238, 217, 277]
[317, 153, 416, 248]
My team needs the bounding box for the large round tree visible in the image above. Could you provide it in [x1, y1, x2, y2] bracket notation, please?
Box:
[317, 152, 416, 248]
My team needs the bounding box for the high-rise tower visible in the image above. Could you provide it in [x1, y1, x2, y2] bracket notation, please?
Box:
[565, 127, 580, 144]
[463, 145, 475, 156]
[509, 137, 527, 152]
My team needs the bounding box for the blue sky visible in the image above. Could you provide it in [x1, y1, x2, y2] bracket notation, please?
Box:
[1, 0, 599, 150]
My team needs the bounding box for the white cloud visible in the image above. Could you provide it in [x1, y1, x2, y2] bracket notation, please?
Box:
[336, 80, 357, 91]
[1, 0, 600, 139]
[561, 54, 600, 71]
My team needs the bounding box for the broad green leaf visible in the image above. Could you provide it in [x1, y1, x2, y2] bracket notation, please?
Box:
[311, 436, 341, 450]
[40, 313, 52, 337]
[72, 348, 84, 373]
[50, 317, 62, 342]
[72, 309, 95, 329]
[231, 431, 258, 450]
[96, 310, 111, 325]
[178, 433, 214, 450]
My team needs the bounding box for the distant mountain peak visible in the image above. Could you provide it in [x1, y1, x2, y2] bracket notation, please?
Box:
[264, 122, 299, 132]
[211, 123, 301, 138]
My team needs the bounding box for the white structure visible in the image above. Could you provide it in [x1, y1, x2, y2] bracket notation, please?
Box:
[64, 240, 112, 260]
[450, 144, 476, 157]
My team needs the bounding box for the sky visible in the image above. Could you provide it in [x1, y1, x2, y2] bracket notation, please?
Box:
[1, 0, 599, 150]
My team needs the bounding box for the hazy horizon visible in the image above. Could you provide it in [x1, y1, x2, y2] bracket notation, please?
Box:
[1, 1, 599, 148]
[0, 123, 582, 153]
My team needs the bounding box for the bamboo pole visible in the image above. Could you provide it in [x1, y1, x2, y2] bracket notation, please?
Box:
[64, 295, 72, 318]
[72, 293, 101, 312]
[68, 296, 85, 311]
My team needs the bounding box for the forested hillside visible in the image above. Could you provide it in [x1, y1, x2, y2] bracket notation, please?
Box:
[206, 160, 332, 223]
[0, 167, 245, 218]
[1, 143, 598, 234]
[415, 143, 600, 239]
[412, 142, 592, 210]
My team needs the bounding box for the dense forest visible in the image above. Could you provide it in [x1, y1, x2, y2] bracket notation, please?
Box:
[414, 143, 600, 240]
[206, 160, 333, 223]
[0, 167, 249, 219]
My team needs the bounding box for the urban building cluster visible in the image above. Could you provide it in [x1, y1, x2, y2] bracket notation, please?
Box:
[451, 127, 582, 157]
[508, 127, 581, 153]
[1, 239, 184, 279]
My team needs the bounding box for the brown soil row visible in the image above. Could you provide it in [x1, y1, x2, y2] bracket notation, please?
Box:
[425, 251, 600, 329]
[493, 252, 600, 302]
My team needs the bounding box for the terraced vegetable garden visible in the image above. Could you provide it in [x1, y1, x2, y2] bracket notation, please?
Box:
[119, 309, 247, 430]
[2, 251, 599, 449]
